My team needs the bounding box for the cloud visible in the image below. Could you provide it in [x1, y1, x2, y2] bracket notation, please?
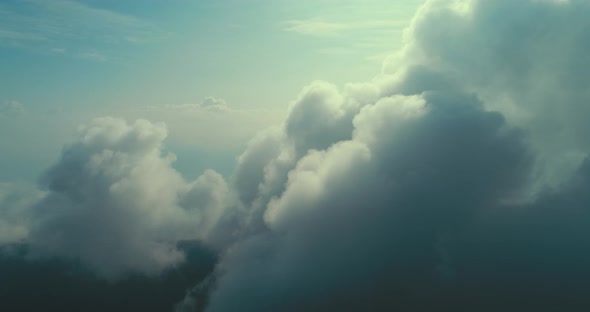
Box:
[385, 0, 590, 187]
[204, 90, 532, 312]
[161, 97, 231, 113]
[172, 0, 590, 311]
[4, 0, 590, 310]
[77, 49, 107, 61]
[283, 19, 350, 37]
[0, 117, 230, 278]
[283, 18, 408, 61]
[201, 97, 228, 110]
[0, 0, 163, 57]
[0, 29, 47, 42]
[284, 19, 409, 37]
[0, 240, 217, 312]
[0, 100, 24, 116]
[282, 6, 414, 61]
[0, 183, 41, 244]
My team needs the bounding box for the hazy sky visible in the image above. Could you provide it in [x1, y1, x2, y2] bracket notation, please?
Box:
[0, 0, 422, 181]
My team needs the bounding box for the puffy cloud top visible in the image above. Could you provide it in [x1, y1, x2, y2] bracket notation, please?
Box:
[192, 0, 590, 311]
[21, 117, 229, 277]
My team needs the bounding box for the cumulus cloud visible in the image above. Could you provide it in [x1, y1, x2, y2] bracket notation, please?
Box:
[4, 0, 590, 311]
[386, 0, 590, 187]
[0, 117, 229, 278]
[174, 0, 590, 311]
[0, 183, 41, 244]
[204, 90, 532, 312]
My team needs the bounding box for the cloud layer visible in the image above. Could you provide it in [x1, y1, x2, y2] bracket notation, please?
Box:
[0, 0, 162, 57]
[191, 0, 590, 311]
[2, 0, 590, 311]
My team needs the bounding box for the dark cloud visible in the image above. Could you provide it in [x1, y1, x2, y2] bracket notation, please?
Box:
[0, 241, 216, 312]
[388, 0, 590, 187]
[188, 0, 590, 311]
[204, 90, 533, 312]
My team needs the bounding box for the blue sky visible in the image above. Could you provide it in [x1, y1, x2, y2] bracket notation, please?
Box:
[0, 0, 423, 181]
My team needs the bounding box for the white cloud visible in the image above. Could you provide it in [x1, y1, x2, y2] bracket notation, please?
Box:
[282, 15, 411, 62]
[0, 117, 231, 278]
[176, 0, 590, 310]
[284, 18, 408, 37]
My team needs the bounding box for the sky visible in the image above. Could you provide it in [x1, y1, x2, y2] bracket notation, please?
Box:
[3, 0, 590, 311]
[0, 0, 422, 182]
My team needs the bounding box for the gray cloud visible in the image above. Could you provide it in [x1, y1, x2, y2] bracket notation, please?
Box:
[205, 90, 531, 312]
[161, 97, 231, 113]
[386, 0, 590, 187]
[3, 0, 590, 310]
[0, 117, 229, 278]
[177, 0, 590, 311]
[201, 97, 227, 109]
[0, 183, 40, 244]
[0, 240, 217, 312]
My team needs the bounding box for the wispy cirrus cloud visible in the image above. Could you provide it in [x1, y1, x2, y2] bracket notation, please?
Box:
[0, 100, 24, 117]
[283, 19, 350, 37]
[77, 49, 108, 62]
[0, 0, 165, 60]
[149, 97, 232, 113]
[282, 17, 410, 62]
[283, 18, 408, 37]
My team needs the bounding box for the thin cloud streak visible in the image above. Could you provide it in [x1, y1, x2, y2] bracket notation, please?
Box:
[0, 0, 164, 58]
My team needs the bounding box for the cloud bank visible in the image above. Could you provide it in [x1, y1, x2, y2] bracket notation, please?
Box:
[2, 0, 590, 311]
[189, 0, 590, 311]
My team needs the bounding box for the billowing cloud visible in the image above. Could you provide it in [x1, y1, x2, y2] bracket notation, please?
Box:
[0, 117, 229, 278]
[173, 0, 590, 311]
[0, 183, 41, 244]
[204, 90, 532, 312]
[386, 0, 590, 187]
[3, 0, 590, 311]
